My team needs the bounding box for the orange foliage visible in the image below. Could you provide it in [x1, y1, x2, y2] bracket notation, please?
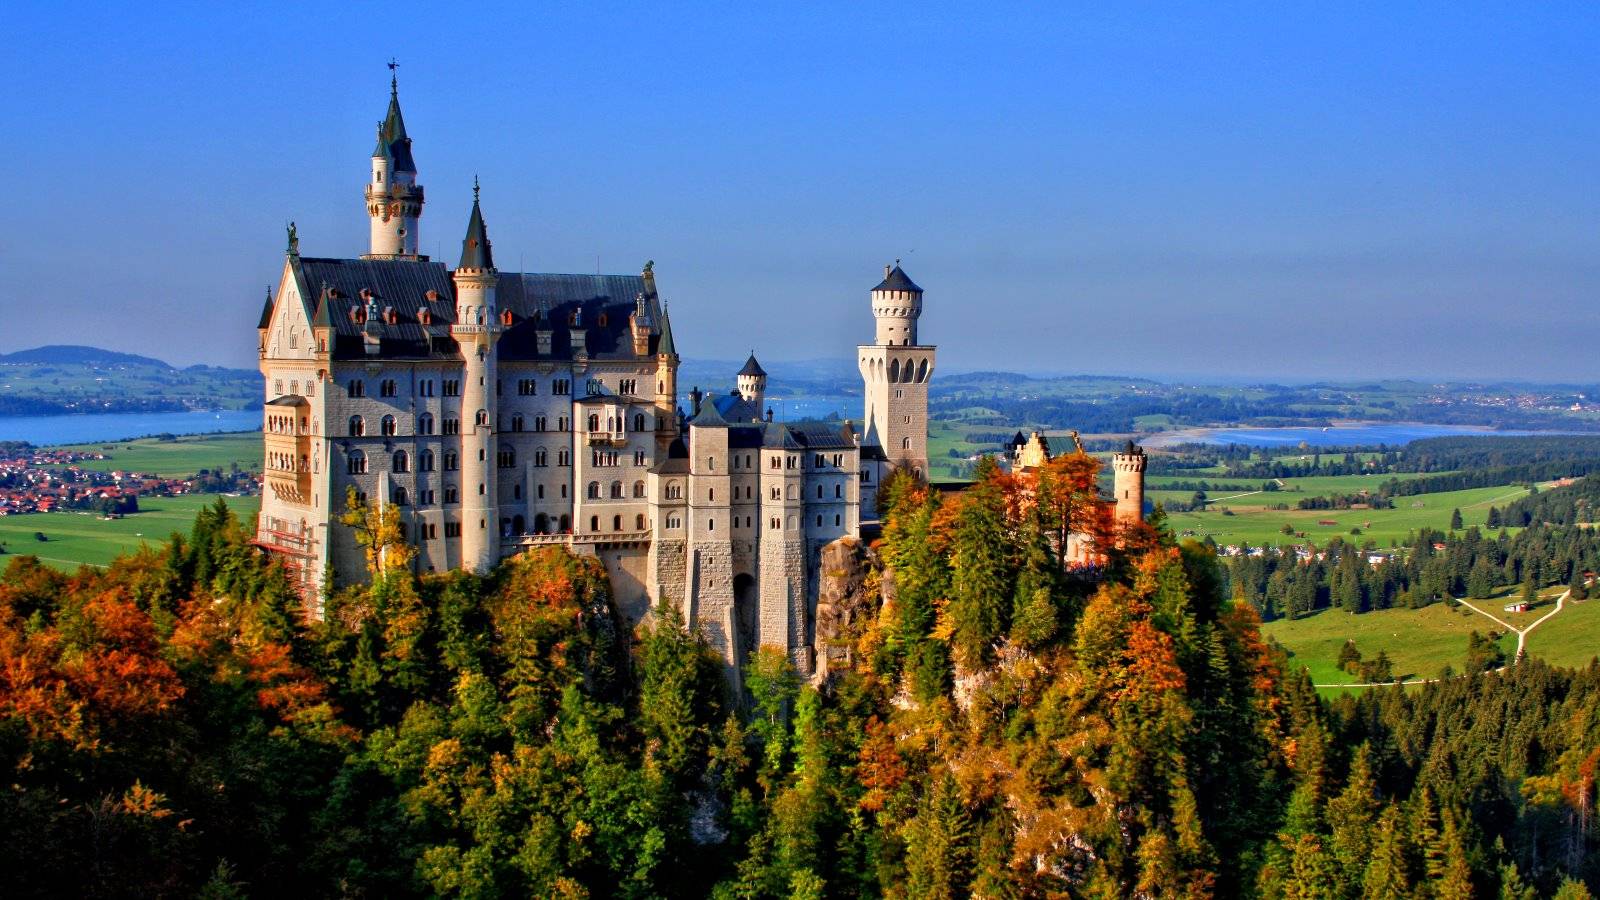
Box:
[1119, 621, 1187, 701]
[857, 716, 909, 813]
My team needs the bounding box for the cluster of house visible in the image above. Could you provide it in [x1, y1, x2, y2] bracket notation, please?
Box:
[0, 448, 255, 516]
[1214, 544, 1400, 568]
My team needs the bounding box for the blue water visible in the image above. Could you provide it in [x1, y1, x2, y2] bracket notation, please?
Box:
[0, 409, 262, 445]
[1170, 423, 1578, 448]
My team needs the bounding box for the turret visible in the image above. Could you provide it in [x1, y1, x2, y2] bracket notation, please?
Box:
[737, 352, 767, 412]
[1112, 441, 1148, 527]
[450, 181, 503, 573]
[364, 74, 425, 259]
[655, 302, 680, 439]
[871, 261, 923, 346]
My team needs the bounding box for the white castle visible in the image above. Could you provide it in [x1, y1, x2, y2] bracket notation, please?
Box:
[254, 78, 937, 674]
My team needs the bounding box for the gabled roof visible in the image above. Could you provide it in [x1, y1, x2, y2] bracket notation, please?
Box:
[872, 263, 921, 294]
[762, 420, 805, 450]
[712, 392, 762, 424]
[311, 285, 333, 328]
[738, 353, 766, 378]
[690, 398, 728, 427]
[458, 186, 494, 270]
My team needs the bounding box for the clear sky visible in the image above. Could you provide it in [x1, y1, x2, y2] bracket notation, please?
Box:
[2, 2, 1596, 380]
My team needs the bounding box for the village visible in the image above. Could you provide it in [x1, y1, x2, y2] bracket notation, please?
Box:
[0, 445, 259, 517]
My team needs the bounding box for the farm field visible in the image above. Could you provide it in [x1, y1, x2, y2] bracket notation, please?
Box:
[1161, 481, 1541, 547]
[0, 494, 259, 572]
[49, 431, 262, 477]
[1262, 602, 1518, 685]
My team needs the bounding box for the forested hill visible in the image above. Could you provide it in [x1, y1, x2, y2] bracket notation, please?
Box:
[1, 471, 1596, 896]
[0, 345, 259, 415]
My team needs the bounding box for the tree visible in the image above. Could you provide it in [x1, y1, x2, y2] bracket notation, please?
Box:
[1361, 804, 1411, 900]
[1451, 508, 1464, 530]
[340, 486, 414, 577]
[945, 460, 1015, 668]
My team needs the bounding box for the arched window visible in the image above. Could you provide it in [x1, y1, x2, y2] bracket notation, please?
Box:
[381, 415, 397, 436]
[475, 409, 489, 427]
[613, 515, 622, 531]
[347, 449, 367, 474]
[636, 513, 646, 530]
[633, 413, 645, 431]
[420, 449, 435, 471]
[418, 413, 434, 435]
[392, 486, 408, 506]
[559, 514, 571, 532]
[901, 436, 912, 450]
[588, 413, 600, 432]
[348, 415, 365, 436]
[393, 450, 409, 472]
[587, 481, 600, 499]
[589, 515, 599, 532]
[916, 359, 929, 383]
[902, 362, 915, 383]
[534, 448, 548, 467]
[887, 359, 900, 382]
[610, 481, 623, 499]
[633, 480, 646, 498]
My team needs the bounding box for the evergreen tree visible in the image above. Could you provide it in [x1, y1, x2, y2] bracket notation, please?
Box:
[1361, 804, 1411, 900]
[1451, 508, 1464, 530]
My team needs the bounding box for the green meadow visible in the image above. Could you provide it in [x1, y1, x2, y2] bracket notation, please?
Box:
[0, 494, 260, 572]
[1262, 603, 1518, 685]
[50, 431, 262, 477]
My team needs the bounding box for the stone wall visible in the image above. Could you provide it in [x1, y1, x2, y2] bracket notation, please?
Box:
[811, 535, 883, 686]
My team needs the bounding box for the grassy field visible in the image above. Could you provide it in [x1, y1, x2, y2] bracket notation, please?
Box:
[1523, 597, 1600, 669]
[1162, 481, 1540, 547]
[0, 494, 260, 571]
[50, 431, 262, 477]
[1263, 603, 1519, 685]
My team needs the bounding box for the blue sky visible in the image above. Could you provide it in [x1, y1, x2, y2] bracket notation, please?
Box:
[2, 2, 1596, 380]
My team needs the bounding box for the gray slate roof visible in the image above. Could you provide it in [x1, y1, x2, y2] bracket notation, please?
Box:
[292, 256, 663, 362]
[872, 264, 921, 294]
[738, 353, 766, 377]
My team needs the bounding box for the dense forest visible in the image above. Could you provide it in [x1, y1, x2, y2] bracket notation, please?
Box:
[2, 466, 1596, 897]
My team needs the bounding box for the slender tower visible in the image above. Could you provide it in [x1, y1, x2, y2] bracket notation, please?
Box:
[737, 353, 767, 418]
[364, 73, 425, 259]
[450, 181, 503, 571]
[1112, 441, 1147, 527]
[858, 262, 935, 483]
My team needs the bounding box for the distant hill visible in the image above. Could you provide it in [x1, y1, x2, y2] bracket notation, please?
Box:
[0, 346, 260, 416]
[0, 345, 177, 369]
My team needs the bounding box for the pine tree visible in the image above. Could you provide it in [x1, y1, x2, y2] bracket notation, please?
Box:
[1451, 508, 1464, 530]
[946, 462, 1015, 668]
[1435, 810, 1473, 900]
[1327, 743, 1381, 889]
[1361, 804, 1411, 900]
[1497, 862, 1537, 900]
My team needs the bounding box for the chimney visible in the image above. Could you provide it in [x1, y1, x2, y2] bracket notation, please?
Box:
[884, 263, 892, 278]
[689, 386, 702, 414]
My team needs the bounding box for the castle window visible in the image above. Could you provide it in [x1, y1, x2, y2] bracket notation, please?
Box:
[534, 448, 548, 467]
[478, 483, 485, 495]
[443, 418, 460, 435]
[620, 379, 637, 395]
[634, 450, 646, 466]
[537, 484, 545, 499]
[513, 485, 521, 500]
[501, 309, 514, 326]
[902, 437, 912, 450]
[380, 379, 397, 397]
[666, 482, 683, 500]
[418, 413, 434, 435]
[587, 481, 600, 499]
[916, 359, 929, 382]
[476, 409, 489, 427]
[708, 518, 715, 531]
[306, 380, 315, 397]
[903, 415, 912, 425]
[636, 514, 646, 530]
[708, 457, 715, 471]
[420, 379, 434, 397]
[887, 359, 899, 382]
[393, 450, 409, 472]
[348, 415, 365, 436]
[770, 517, 780, 530]
[535, 416, 547, 432]
[558, 450, 571, 466]
[518, 379, 536, 395]
[835, 484, 842, 498]
[816, 515, 822, 528]
[347, 449, 367, 474]
[348, 379, 365, 397]
[633, 480, 646, 498]
[598, 313, 608, 327]
[667, 515, 681, 529]
[633, 413, 645, 431]
[274, 379, 283, 395]
[588, 414, 600, 432]
[554, 379, 570, 395]
[612, 515, 622, 531]
[392, 487, 409, 506]
[895, 389, 904, 399]
[445, 522, 461, 537]
[787, 484, 797, 500]
[498, 448, 516, 468]
[709, 488, 715, 501]
[558, 416, 570, 431]
[443, 379, 460, 397]
[381, 415, 397, 436]
[590, 515, 599, 532]
[835, 514, 841, 526]
[610, 481, 623, 499]
[817, 484, 823, 499]
[444, 451, 459, 471]
[445, 486, 459, 503]
[420, 450, 435, 471]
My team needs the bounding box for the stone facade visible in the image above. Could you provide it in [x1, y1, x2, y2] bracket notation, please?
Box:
[254, 78, 927, 674]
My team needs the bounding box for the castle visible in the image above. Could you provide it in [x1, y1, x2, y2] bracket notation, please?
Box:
[254, 77, 1143, 676]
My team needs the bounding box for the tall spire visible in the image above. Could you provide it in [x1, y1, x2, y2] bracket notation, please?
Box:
[458, 178, 494, 270]
[658, 304, 677, 356]
[374, 63, 414, 173]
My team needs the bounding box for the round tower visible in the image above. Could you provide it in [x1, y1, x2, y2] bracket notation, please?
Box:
[1112, 441, 1148, 526]
[737, 352, 767, 413]
[450, 180, 503, 572]
[365, 75, 425, 259]
[871, 260, 923, 346]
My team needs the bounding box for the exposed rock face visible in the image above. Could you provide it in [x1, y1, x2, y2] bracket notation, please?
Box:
[812, 536, 885, 686]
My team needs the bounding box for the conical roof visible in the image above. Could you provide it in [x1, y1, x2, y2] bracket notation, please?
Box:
[458, 182, 494, 270]
[657, 306, 677, 356]
[257, 289, 275, 329]
[373, 79, 416, 172]
[872, 263, 921, 294]
[738, 353, 766, 378]
[311, 285, 332, 328]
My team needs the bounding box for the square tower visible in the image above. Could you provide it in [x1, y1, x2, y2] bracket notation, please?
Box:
[858, 263, 934, 494]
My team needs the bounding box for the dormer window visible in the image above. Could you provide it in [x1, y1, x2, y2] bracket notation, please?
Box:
[418, 308, 432, 325]
[501, 309, 514, 326]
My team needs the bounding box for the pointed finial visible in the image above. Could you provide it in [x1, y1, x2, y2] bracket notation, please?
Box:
[473, 175, 480, 203]
[387, 58, 399, 94]
[895, 258, 901, 267]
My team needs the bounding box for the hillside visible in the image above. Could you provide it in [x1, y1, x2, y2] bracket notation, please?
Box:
[0, 345, 259, 416]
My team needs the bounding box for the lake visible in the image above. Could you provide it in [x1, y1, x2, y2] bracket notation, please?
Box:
[1143, 422, 1582, 449]
[0, 410, 262, 445]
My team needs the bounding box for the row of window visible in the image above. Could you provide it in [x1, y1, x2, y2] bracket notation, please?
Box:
[345, 376, 583, 399]
[270, 379, 315, 398]
[587, 481, 649, 500]
[351, 412, 587, 437]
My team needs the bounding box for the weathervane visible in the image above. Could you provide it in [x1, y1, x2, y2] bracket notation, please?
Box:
[387, 58, 399, 92]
